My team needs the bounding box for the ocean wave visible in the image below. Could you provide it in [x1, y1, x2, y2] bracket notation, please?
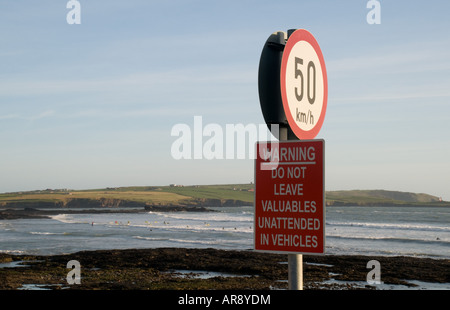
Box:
[133, 236, 169, 241]
[50, 214, 93, 225]
[168, 238, 232, 246]
[161, 224, 252, 234]
[30, 231, 67, 235]
[50, 214, 76, 223]
[132, 235, 217, 246]
[327, 235, 450, 246]
[149, 211, 252, 223]
[0, 249, 26, 255]
[327, 221, 450, 233]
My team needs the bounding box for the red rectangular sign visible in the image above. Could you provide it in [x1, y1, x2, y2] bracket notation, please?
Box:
[254, 140, 325, 254]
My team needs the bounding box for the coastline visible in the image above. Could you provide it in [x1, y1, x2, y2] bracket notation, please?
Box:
[1, 247, 449, 290]
[2, 201, 450, 220]
[0, 205, 213, 220]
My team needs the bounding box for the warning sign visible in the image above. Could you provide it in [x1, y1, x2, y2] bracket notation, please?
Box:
[254, 140, 325, 254]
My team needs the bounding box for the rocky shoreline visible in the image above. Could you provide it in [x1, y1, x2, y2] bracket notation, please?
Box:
[2, 195, 449, 220]
[0, 197, 250, 220]
[0, 248, 448, 290]
[0, 206, 213, 220]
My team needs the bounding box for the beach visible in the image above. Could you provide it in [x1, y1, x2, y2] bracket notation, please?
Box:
[1, 247, 449, 290]
[1, 204, 449, 291]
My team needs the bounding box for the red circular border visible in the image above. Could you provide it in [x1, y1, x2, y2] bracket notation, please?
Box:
[280, 29, 328, 140]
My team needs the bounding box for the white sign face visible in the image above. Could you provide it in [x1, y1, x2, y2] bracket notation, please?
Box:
[280, 30, 328, 140]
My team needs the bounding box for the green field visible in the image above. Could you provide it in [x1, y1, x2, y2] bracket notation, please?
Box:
[0, 184, 448, 208]
[162, 184, 254, 202]
[325, 189, 447, 206]
[0, 184, 254, 207]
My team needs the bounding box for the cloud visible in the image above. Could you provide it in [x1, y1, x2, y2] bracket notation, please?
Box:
[0, 63, 254, 97]
[332, 89, 450, 104]
[0, 114, 19, 120]
[29, 110, 55, 120]
[0, 110, 55, 121]
[328, 39, 450, 76]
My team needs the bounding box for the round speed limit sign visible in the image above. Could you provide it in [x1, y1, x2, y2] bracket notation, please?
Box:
[280, 29, 328, 140]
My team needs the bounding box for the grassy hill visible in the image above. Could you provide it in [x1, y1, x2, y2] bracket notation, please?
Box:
[0, 184, 448, 208]
[325, 189, 446, 206]
[0, 184, 254, 209]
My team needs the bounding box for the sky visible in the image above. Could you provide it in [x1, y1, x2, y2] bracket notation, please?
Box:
[1, 1, 449, 200]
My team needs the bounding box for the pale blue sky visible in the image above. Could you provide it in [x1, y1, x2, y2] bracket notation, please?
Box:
[1, 1, 450, 200]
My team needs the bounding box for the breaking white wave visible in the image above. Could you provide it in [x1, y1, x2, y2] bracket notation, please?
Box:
[30, 231, 67, 235]
[327, 220, 450, 233]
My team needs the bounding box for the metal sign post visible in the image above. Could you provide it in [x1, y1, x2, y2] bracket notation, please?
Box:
[257, 29, 328, 291]
[280, 127, 303, 291]
[288, 254, 303, 290]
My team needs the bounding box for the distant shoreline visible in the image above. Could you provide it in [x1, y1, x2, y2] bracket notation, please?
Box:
[0, 205, 213, 220]
[1, 201, 449, 220]
[2, 185, 449, 216]
[325, 201, 450, 207]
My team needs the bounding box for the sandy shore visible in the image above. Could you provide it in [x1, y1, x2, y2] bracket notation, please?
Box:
[0, 247, 449, 290]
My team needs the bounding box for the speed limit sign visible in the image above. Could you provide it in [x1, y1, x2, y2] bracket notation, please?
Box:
[280, 29, 328, 140]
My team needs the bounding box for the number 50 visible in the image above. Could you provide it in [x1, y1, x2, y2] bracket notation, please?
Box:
[294, 57, 316, 105]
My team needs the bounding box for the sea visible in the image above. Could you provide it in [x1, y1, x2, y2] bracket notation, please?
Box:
[1, 205, 449, 259]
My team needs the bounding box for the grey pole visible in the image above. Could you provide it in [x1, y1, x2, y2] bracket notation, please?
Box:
[288, 254, 303, 290]
[279, 126, 303, 290]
